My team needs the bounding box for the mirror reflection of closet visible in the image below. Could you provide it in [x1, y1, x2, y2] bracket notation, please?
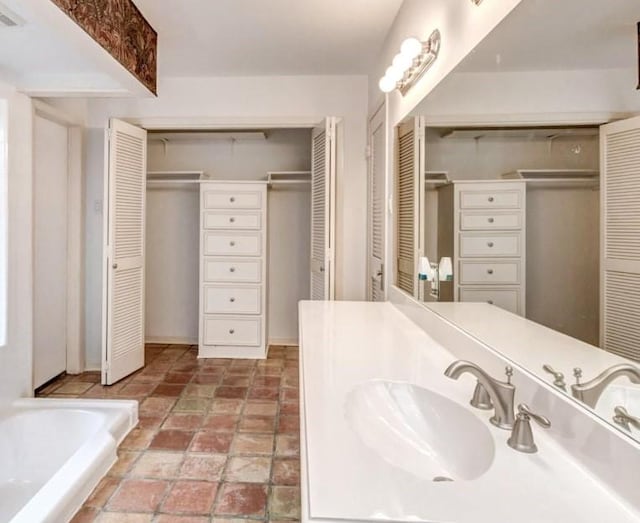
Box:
[423, 125, 600, 346]
[144, 129, 312, 349]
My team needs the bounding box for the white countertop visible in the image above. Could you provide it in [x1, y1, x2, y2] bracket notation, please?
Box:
[299, 300, 640, 523]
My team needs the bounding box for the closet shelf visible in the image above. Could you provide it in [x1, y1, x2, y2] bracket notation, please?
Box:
[267, 171, 311, 185]
[425, 171, 450, 186]
[502, 169, 599, 186]
[146, 171, 211, 185]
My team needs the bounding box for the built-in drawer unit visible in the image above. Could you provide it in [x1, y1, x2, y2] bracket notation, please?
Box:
[458, 260, 521, 285]
[460, 211, 522, 231]
[459, 187, 522, 210]
[203, 210, 262, 230]
[203, 285, 261, 315]
[199, 181, 267, 358]
[202, 188, 262, 209]
[203, 231, 262, 257]
[203, 258, 261, 283]
[459, 233, 521, 258]
[202, 316, 261, 346]
[459, 287, 521, 315]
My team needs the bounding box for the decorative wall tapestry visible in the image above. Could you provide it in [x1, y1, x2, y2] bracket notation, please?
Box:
[50, 0, 157, 94]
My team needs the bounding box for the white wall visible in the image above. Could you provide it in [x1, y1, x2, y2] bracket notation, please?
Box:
[0, 83, 33, 402]
[144, 129, 311, 346]
[83, 76, 366, 366]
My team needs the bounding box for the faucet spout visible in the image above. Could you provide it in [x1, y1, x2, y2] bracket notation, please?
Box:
[571, 364, 640, 409]
[445, 360, 516, 430]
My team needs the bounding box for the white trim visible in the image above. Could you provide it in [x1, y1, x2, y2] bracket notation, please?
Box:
[33, 100, 83, 127]
[268, 338, 299, 346]
[145, 336, 197, 345]
[128, 116, 326, 131]
[423, 111, 628, 127]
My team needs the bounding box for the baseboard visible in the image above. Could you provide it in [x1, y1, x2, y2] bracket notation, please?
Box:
[198, 345, 266, 359]
[268, 338, 299, 347]
[145, 336, 198, 345]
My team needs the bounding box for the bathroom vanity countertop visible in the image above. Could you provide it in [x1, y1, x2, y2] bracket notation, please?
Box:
[298, 300, 640, 523]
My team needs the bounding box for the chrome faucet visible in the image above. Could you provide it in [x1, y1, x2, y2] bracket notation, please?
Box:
[571, 364, 640, 409]
[444, 360, 516, 430]
[507, 404, 551, 453]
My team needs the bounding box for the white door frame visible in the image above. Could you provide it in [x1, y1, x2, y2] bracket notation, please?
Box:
[31, 100, 85, 377]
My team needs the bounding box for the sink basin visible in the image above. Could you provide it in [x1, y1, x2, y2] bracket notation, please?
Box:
[345, 380, 495, 481]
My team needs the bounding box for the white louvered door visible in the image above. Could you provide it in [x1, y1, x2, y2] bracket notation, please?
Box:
[395, 117, 424, 299]
[601, 116, 640, 362]
[368, 107, 386, 301]
[310, 117, 337, 300]
[102, 119, 147, 384]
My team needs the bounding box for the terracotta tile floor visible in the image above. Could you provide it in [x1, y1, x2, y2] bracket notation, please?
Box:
[37, 344, 301, 523]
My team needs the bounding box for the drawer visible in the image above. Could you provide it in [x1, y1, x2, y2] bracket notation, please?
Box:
[459, 189, 522, 210]
[203, 285, 261, 315]
[459, 233, 521, 258]
[203, 258, 261, 283]
[459, 260, 521, 285]
[203, 189, 262, 209]
[459, 288, 520, 315]
[203, 231, 261, 257]
[460, 211, 522, 231]
[203, 210, 262, 230]
[203, 316, 261, 346]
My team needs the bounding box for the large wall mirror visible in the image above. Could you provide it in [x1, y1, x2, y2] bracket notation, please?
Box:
[394, 0, 640, 443]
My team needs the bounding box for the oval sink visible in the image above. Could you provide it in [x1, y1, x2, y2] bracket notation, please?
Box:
[345, 380, 495, 481]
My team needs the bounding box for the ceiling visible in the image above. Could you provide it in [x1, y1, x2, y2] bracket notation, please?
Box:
[457, 0, 640, 73]
[133, 0, 404, 76]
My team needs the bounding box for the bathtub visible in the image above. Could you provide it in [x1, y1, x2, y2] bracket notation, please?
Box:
[0, 398, 137, 523]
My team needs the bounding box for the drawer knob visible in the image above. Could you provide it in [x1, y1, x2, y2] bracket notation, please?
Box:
[230, 241, 236, 247]
[229, 329, 235, 334]
[487, 269, 494, 275]
[230, 197, 236, 203]
[487, 300, 494, 305]
[487, 242, 494, 248]
[230, 297, 236, 303]
[488, 217, 495, 223]
[230, 217, 235, 223]
[229, 267, 236, 273]
[488, 196, 495, 202]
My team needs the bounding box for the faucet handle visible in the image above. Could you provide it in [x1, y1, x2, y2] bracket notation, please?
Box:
[517, 404, 551, 429]
[507, 404, 551, 453]
[542, 364, 566, 390]
[505, 365, 513, 385]
[573, 367, 583, 385]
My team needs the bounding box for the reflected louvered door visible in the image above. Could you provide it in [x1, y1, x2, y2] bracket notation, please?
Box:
[395, 118, 423, 298]
[369, 107, 386, 301]
[601, 116, 640, 362]
[310, 118, 337, 300]
[103, 119, 147, 384]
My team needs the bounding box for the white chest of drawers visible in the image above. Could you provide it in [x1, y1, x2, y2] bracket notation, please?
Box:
[436, 181, 526, 316]
[199, 182, 267, 358]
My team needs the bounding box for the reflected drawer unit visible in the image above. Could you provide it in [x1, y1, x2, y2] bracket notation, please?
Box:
[435, 181, 526, 316]
[199, 182, 267, 358]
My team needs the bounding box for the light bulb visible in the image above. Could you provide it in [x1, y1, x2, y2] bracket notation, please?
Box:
[401, 37, 423, 60]
[392, 52, 413, 73]
[378, 76, 396, 93]
[385, 65, 403, 83]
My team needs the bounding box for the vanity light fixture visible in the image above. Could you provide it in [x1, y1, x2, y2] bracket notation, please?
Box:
[378, 29, 441, 96]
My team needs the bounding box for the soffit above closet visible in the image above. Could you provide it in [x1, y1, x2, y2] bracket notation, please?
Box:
[133, 0, 404, 75]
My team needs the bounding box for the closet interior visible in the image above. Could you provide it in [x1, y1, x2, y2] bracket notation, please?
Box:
[144, 128, 312, 357]
[423, 125, 600, 345]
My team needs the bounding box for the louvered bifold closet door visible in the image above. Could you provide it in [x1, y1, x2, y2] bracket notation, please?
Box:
[103, 119, 147, 384]
[310, 118, 337, 300]
[601, 116, 640, 362]
[369, 108, 386, 301]
[395, 118, 423, 298]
